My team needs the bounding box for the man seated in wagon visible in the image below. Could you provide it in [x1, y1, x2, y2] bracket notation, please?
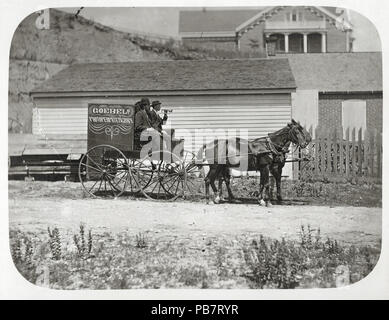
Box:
[134, 98, 166, 152]
[150, 100, 168, 132]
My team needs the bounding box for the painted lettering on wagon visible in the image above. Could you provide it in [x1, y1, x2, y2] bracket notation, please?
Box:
[88, 116, 133, 124]
[87, 103, 135, 150]
[91, 105, 134, 116]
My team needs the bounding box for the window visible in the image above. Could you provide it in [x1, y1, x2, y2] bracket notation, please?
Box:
[342, 100, 366, 138]
[287, 10, 302, 21]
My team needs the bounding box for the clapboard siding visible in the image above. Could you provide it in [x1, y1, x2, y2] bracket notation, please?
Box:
[32, 94, 292, 149]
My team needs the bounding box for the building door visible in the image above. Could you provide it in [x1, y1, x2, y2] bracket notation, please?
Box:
[289, 33, 303, 53]
[307, 33, 322, 53]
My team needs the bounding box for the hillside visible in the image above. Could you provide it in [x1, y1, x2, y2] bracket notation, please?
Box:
[9, 9, 232, 133]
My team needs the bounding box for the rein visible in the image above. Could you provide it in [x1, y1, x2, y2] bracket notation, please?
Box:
[197, 125, 310, 164]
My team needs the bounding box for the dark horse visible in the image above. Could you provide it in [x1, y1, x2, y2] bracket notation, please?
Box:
[196, 120, 312, 206]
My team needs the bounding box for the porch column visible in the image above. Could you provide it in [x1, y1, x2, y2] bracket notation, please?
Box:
[284, 33, 289, 53]
[303, 33, 308, 53]
[321, 32, 327, 53]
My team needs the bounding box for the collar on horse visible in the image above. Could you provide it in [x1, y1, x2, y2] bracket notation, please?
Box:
[265, 136, 289, 156]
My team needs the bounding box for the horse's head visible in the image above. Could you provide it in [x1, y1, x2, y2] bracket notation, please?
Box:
[288, 119, 312, 148]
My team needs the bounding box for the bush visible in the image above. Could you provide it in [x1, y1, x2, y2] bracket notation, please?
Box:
[243, 225, 379, 288]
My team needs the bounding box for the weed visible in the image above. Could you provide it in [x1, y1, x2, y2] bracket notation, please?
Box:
[47, 227, 61, 260]
[135, 232, 148, 249]
[73, 224, 93, 258]
[243, 225, 379, 289]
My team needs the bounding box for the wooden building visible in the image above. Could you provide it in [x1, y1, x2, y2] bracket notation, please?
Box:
[30, 58, 296, 155]
[179, 6, 353, 55]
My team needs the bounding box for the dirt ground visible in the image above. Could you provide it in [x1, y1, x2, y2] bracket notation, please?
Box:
[9, 181, 381, 247]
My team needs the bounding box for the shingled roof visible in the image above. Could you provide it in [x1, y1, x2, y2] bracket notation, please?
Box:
[286, 52, 382, 92]
[31, 59, 296, 94]
[179, 7, 344, 33]
[179, 9, 265, 33]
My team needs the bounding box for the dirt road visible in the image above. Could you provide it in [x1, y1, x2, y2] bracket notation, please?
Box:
[9, 191, 381, 246]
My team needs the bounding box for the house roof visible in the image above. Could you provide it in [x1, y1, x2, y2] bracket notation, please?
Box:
[179, 9, 265, 33]
[30, 59, 296, 94]
[179, 6, 349, 34]
[285, 52, 382, 92]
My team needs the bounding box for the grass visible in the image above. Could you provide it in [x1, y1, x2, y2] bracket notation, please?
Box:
[9, 225, 380, 290]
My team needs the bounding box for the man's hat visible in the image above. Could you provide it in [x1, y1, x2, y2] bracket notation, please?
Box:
[139, 97, 150, 106]
[151, 100, 162, 107]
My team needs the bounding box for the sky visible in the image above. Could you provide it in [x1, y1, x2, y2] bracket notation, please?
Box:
[60, 7, 381, 51]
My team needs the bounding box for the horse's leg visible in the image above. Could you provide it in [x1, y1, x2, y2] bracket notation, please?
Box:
[270, 165, 281, 202]
[262, 166, 272, 207]
[222, 168, 236, 202]
[275, 166, 283, 202]
[218, 174, 224, 201]
[204, 172, 210, 204]
[209, 166, 221, 204]
[257, 166, 266, 206]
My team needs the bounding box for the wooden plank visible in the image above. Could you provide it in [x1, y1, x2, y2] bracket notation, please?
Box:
[376, 131, 382, 179]
[333, 130, 338, 175]
[38, 134, 87, 141]
[370, 130, 375, 177]
[351, 128, 356, 176]
[314, 127, 319, 177]
[358, 128, 363, 176]
[339, 129, 344, 176]
[345, 128, 350, 177]
[363, 129, 369, 176]
[34, 93, 292, 107]
[292, 147, 298, 179]
[9, 165, 71, 172]
[326, 129, 332, 176]
[319, 130, 325, 177]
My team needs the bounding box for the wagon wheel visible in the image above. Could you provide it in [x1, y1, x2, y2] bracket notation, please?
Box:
[181, 150, 205, 199]
[135, 151, 186, 201]
[127, 159, 154, 193]
[79, 145, 130, 198]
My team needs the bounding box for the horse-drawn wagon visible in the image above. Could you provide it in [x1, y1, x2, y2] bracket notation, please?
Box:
[78, 103, 201, 200]
[79, 103, 312, 204]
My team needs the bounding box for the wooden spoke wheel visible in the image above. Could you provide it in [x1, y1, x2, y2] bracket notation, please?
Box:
[79, 145, 130, 198]
[181, 150, 205, 198]
[127, 159, 154, 194]
[135, 151, 186, 201]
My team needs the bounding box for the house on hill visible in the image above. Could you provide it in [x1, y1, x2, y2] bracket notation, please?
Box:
[179, 6, 353, 55]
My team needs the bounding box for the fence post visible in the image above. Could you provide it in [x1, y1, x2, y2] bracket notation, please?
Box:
[326, 129, 332, 176]
[363, 129, 369, 177]
[351, 128, 356, 176]
[339, 127, 344, 177]
[333, 129, 338, 176]
[315, 126, 319, 177]
[345, 127, 350, 177]
[370, 129, 375, 177]
[358, 128, 363, 176]
[376, 130, 382, 179]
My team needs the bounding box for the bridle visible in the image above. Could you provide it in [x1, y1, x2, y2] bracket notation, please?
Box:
[268, 124, 307, 154]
